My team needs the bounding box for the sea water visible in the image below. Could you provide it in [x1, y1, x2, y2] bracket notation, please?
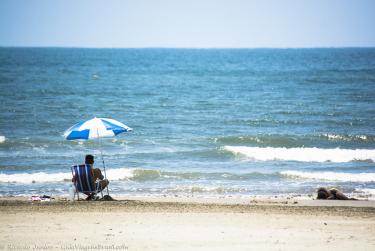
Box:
[0, 48, 374, 199]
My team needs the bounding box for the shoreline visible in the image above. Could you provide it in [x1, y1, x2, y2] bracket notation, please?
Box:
[2, 196, 375, 212]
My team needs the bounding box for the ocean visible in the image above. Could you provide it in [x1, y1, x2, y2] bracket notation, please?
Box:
[0, 48, 375, 199]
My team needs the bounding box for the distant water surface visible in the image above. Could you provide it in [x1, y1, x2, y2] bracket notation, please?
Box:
[0, 48, 374, 199]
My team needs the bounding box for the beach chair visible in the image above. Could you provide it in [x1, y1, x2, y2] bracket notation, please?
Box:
[71, 164, 104, 200]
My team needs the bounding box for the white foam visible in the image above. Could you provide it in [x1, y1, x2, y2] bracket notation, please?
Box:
[0, 136, 5, 143]
[281, 170, 375, 182]
[224, 146, 375, 162]
[355, 188, 375, 196]
[0, 172, 71, 183]
[106, 168, 134, 180]
[0, 168, 135, 184]
[322, 133, 369, 141]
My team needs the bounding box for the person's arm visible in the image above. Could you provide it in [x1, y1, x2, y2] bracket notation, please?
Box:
[327, 195, 336, 200]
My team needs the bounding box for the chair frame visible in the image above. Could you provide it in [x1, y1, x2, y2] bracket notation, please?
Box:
[71, 164, 104, 200]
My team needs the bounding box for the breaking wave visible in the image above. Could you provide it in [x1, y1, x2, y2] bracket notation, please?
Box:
[0, 168, 133, 184]
[321, 133, 374, 142]
[281, 170, 375, 182]
[224, 146, 375, 162]
[2, 167, 375, 184]
[0, 168, 280, 184]
[213, 134, 375, 147]
[0, 171, 72, 183]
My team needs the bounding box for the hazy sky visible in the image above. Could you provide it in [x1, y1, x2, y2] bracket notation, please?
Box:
[0, 0, 374, 48]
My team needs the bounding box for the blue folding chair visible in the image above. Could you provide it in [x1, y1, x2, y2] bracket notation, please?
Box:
[71, 164, 104, 200]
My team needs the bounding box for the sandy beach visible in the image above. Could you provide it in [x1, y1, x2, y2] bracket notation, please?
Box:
[0, 197, 374, 251]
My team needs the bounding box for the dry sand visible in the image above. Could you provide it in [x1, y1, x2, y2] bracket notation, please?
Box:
[0, 197, 375, 251]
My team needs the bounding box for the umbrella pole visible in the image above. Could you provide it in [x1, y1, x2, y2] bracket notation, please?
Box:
[100, 147, 110, 196]
[97, 130, 110, 196]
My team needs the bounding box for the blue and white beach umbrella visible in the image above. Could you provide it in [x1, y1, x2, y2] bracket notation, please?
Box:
[64, 117, 132, 140]
[64, 117, 132, 196]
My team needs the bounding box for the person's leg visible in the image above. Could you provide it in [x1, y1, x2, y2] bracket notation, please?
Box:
[98, 179, 109, 191]
[93, 168, 104, 180]
[335, 190, 349, 200]
[85, 169, 105, 200]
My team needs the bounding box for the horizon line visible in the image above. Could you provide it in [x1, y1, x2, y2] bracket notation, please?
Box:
[1, 45, 375, 49]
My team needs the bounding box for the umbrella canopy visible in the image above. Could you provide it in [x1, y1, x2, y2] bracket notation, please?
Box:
[64, 117, 132, 140]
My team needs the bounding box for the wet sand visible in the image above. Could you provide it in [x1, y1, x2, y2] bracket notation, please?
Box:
[0, 197, 374, 251]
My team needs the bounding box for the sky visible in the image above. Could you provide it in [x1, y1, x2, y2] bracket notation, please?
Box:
[0, 0, 374, 48]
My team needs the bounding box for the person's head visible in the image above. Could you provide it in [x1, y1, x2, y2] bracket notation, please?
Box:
[317, 187, 330, 199]
[85, 154, 94, 165]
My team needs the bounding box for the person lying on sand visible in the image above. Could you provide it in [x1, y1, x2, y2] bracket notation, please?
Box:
[317, 187, 357, 200]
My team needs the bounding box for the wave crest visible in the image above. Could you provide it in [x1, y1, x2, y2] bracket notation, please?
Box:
[0, 168, 280, 183]
[224, 146, 375, 162]
[214, 134, 375, 148]
[281, 170, 375, 182]
[0, 168, 134, 184]
[321, 133, 374, 142]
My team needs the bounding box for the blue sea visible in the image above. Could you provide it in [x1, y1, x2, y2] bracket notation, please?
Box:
[0, 48, 375, 199]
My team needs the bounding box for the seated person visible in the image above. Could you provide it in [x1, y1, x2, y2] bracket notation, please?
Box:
[317, 187, 357, 200]
[72, 154, 109, 200]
